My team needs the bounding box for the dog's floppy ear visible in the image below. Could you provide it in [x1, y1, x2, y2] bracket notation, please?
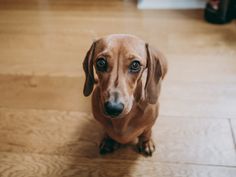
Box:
[145, 43, 168, 104]
[83, 42, 96, 96]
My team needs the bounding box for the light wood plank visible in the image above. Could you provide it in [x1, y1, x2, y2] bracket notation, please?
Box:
[1, 74, 236, 117]
[0, 108, 235, 166]
[0, 9, 235, 76]
[154, 116, 236, 166]
[0, 75, 91, 112]
[160, 82, 236, 118]
[0, 152, 236, 177]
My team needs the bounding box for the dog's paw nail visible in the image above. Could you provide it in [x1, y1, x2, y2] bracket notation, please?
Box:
[137, 140, 155, 157]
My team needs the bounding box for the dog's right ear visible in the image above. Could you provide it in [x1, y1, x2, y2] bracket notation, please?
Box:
[145, 43, 168, 104]
[83, 42, 96, 96]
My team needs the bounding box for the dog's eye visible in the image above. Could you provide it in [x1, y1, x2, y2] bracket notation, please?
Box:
[96, 58, 107, 72]
[129, 60, 141, 73]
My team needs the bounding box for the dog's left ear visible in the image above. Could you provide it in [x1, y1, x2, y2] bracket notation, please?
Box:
[145, 43, 168, 104]
[83, 42, 96, 96]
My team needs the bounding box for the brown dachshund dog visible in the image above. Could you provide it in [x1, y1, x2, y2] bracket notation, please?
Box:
[83, 34, 167, 156]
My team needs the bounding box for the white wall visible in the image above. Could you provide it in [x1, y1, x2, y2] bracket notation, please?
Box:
[138, 0, 207, 9]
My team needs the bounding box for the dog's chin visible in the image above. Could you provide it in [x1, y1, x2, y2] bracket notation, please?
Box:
[103, 112, 124, 119]
[103, 110, 129, 119]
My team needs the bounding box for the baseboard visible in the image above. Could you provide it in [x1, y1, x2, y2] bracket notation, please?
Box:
[138, 0, 206, 9]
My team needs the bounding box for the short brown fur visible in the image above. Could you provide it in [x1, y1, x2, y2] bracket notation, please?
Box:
[83, 34, 167, 156]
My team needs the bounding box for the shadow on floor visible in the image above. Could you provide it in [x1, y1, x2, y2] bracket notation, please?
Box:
[61, 111, 141, 177]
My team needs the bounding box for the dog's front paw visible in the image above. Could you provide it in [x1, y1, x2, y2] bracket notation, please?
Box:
[99, 137, 120, 155]
[137, 139, 155, 156]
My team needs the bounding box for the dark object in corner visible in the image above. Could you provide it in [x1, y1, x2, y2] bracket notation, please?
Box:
[204, 0, 236, 24]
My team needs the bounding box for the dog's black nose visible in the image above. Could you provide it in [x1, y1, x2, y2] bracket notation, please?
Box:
[104, 101, 124, 117]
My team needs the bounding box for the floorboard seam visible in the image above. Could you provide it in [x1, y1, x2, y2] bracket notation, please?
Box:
[228, 118, 236, 150]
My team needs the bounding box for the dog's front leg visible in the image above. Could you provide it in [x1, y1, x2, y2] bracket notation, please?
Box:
[137, 129, 155, 156]
[99, 133, 120, 155]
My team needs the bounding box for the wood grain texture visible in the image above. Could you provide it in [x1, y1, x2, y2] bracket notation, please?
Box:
[0, 108, 235, 166]
[0, 0, 236, 176]
[0, 75, 91, 112]
[0, 152, 236, 177]
[0, 74, 236, 117]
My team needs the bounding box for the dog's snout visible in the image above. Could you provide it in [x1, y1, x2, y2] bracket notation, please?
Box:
[104, 101, 124, 117]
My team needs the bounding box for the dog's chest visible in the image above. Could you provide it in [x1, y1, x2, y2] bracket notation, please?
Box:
[106, 119, 144, 144]
[112, 123, 133, 136]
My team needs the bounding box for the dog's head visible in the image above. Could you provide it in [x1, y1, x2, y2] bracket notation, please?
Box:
[83, 34, 167, 118]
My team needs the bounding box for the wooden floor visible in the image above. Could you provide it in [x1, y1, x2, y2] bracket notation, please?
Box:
[0, 0, 236, 176]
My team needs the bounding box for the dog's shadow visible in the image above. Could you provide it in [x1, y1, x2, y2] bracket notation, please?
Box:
[61, 112, 141, 177]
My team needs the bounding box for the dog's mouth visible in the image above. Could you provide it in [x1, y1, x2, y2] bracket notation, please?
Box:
[104, 111, 124, 119]
[104, 110, 120, 117]
[104, 108, 125, 119]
